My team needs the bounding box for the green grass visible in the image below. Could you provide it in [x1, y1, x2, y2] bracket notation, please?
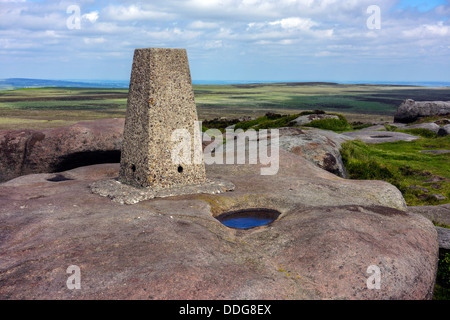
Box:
[437, 251, 450, 286]
[303, 114, 353, 132]
[341, 136, 450, 206]
[228, 111, 365, 133]
[233, 113, 300, 131]
[434, 283, 450, 300]
[229, 110, 354, 132]
[397, 128, 439, 139]
[434, 249, 450, 300]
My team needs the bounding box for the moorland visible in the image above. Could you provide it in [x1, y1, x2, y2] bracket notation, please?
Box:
[2, 82, 450, 129]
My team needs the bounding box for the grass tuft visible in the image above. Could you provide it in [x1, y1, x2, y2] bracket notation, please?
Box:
[233, 113, 299, 131]
[398, 128, 439, 139]
[303, 114, 353, 132]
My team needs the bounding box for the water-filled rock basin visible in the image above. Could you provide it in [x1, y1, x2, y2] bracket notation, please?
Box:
[216, 208, 281, 230]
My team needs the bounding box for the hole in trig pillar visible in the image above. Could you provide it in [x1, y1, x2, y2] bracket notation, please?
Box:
[178, 166, 183, 173]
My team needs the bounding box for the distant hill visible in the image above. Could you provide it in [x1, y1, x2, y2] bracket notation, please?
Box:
[0, 78, 129, 89]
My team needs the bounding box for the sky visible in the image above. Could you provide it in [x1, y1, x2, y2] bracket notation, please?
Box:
[0, 0, 450, 83]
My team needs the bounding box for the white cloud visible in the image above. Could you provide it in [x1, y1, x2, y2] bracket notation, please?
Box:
[103, 4, 174, 21]
[246, 16, 333, 43]
[247, 17, 318, 31]
[0, 37, 37, 49]
[204, 40, 223, 49]
[314, 50, 338, 57]
[82, 11, 99, 24]
[83, 37, 106, 45]
[92, 22, 127, 33]
[269, 17, 317, 30]
[188, 20, 220, 29]
[423, 21, 448, 36]
[44, 30, 61, 38]
[279, 39, 294, 45]
[403, 21, 449, 37]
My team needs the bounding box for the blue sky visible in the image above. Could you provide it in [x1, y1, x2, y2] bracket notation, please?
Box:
[395, 0, 447, 12]
[1, 0, 449, 82]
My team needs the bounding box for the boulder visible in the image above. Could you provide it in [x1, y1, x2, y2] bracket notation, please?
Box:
[0, 119, 124, 183]
[293, 114, 339, 126]
[408, 204, 450, 227]
[438, 124, 450, 136]
[419, 150, 450, 155]
[207, 127, 351, 178]
[277, 127, 352, 178]
[436, 227, 450, 250]
[406, 122, 441, 134]
[360, 124, 387, 131]
[0, 147, 439, 300]
[341, 131, 419, 144]
[391, 123, 408, 129]
[434, 119, 450, 126]
[394, 99, 450, 123]
[430, 194, 447, 201]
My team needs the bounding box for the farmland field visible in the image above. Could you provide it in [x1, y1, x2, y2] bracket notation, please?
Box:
[1, 83, 450, 130]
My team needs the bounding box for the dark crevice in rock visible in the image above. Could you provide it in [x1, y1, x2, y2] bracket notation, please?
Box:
[46, 174, 73, 182]
[52, 150, 121, 173]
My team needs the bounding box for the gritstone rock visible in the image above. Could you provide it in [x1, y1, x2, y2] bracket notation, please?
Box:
[0, 147, 439, 300]
[394, 99, 450, 123]
[0, 119, 124, 183]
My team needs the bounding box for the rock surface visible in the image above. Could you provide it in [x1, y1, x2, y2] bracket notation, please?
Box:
[293, 114, 339, 126]
[405, 122, 441, 133]
[419, 150, 450, 155]
[360, 124, 387, 131]
[431, 194, 447, 201]
[392, 123, 408, 129]
[341, 130, 419, 144]
[436, 227, 450, 250]
[0, 119, 356, 183]
[0, 147, 439, 300]
[438, 124, 450, 136]
[408, 204, 450, 227]
[394, 99, 450, 123]
[91, 177, 235, 205]
[0, 118, 124, 183]
[277, 127, 352, 178]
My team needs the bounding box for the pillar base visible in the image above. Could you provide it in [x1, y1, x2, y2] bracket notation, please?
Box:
[90, 178, 235, 205]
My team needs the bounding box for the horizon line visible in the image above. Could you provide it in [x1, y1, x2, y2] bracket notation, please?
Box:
[1, 77, 450, 87]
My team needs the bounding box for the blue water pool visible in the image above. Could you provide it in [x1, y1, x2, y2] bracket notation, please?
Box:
[216, 209, 280, 230]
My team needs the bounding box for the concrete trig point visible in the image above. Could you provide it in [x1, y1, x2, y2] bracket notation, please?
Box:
[90, 47, 234, 204]
[119, 47, 206, 188]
